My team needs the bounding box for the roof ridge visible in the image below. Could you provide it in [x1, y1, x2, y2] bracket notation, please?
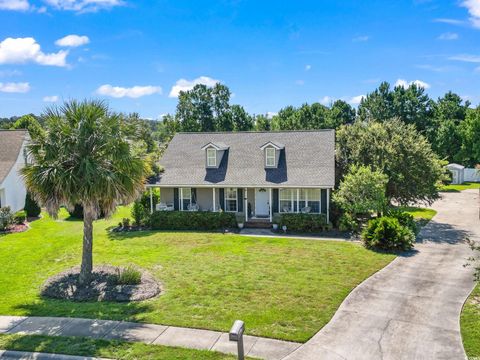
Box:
[177, 129, 334, 134]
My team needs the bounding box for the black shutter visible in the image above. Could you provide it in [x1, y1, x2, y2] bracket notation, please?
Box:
[237, 188, 243, 212]
[173, 188, 179, 210]
[321, 189, 327, 215]
[272, 189, 279, 213]
[191, 188, 197, 204]
[219, 188, 225, 210]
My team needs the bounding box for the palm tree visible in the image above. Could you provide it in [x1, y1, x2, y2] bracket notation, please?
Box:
[22, 100, 148, 285]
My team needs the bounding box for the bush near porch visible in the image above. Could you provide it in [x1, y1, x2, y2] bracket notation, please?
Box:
[149, 210, 237, 231]
[279, 213, 329, 233]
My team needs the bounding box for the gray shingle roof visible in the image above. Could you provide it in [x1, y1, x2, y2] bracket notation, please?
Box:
[156, 130, 335, 187]
[0, 130, 28, 184]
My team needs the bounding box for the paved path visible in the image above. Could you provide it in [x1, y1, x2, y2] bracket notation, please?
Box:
[284, 189, 479, 360]
[0, 349, 109, 359]
[0, 316, 300, 360]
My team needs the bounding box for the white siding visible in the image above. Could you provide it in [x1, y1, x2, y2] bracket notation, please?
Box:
[0, 142, 27, 212]
[464, 168, 480, 182]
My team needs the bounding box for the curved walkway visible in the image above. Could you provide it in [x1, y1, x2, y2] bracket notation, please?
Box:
[0, 349, 109, 359]
[0, 315, 300, 360]
[284, 189, 479, 360]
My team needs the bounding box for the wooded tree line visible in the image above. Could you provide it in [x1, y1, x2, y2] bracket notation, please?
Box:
[156, 81, 479, 167]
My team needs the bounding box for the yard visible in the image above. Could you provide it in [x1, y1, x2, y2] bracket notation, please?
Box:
[461, 283, 480, 358]
[440, 182, 480, 192]
[0, 207, 394, 343]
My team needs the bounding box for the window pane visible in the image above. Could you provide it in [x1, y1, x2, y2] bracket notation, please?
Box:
[279, 189, 292, 212]
[181, 188, 191, 211]
[207, 149, 216, 166]
[266, 148, 275, 166]
[225, 188, 237, 212]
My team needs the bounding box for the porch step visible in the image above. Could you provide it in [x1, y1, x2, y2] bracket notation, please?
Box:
[245, 220, 272, 229]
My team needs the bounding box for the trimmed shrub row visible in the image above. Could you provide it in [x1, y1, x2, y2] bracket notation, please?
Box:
[279, 213, 328, 233]
[150, 211, 237, 231]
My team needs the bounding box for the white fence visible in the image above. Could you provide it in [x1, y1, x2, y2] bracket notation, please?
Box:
[464, 168, 480, 182]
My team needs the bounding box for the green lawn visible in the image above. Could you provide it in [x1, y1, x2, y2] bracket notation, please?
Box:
[0, 207, 394, 342]
[0, 334, 242, 360]
[396, 206, 437, 228]
[461, 283, 480, 358]
[440, 182, 480, 192]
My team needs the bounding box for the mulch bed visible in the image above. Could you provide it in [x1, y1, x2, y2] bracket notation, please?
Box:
[0, 223, 29, 234]
[41, 265, 162, 302]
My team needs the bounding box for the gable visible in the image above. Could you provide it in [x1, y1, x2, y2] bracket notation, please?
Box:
[0, 130, 28, 185]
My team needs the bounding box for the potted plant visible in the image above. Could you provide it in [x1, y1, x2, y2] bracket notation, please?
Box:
[282, 225, 287, 233]
[272, 224, 278, 231]
[238, 222, 244, 229]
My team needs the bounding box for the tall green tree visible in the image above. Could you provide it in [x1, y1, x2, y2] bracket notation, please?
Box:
[459, 107, 480, 167]
[336, 118, 444, 205]
[11, 114, 44, 139]
[21, 100, 148, 284]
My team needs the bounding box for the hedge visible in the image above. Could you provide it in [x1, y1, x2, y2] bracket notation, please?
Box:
[149, 211, 237, 231]
[362, 216, 415, 251]
[279, 213, 328, 233]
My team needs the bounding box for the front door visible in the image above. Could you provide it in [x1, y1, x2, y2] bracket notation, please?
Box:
[255, 188, 269, 217]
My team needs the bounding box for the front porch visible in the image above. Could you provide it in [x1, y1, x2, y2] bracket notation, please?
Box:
[147, 186, 331, 225]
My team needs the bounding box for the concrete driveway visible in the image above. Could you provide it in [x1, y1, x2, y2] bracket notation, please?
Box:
[284, 189, 479, 360]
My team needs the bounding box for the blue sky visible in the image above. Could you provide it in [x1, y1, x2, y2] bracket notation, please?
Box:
[0, 0, 479, 119]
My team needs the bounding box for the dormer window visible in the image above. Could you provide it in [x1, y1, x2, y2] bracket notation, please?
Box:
[207, 148, 216, 167]
[265, 147, 275, 167]
[260, 141, 285, 168]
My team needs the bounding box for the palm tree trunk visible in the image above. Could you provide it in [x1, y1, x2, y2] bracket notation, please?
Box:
[79, 207, 94, 285]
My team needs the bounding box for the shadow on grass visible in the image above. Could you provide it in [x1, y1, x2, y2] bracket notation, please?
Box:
[440, 189, 461, 193]
[11, 297, 155, 323]
[107, 229, 158, 241]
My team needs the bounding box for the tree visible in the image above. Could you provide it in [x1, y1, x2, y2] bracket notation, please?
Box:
[231, 105, 254, 131]
[21, 100, 148, 284]
[254, 114, 272, 131]
[333, 165, 388, 216]
[336, 118, 444, 205]
[11, 114, 44, 139]
[326, 100, 355, 128]
[358, 81, 434, 132]
[458, 107, 480, 167]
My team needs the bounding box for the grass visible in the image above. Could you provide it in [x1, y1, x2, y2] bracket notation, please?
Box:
[0, 334, 242, 360]
[440, 182, 480, 192]
[461, 282, 480, 358]
[0, 207, 395, 342]
[396, 206, 437, 227]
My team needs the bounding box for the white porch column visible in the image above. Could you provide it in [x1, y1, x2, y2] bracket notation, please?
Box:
[327, 188, 330, 223]
[244, 188, 248, 222]
[212, 187, 216, 212]
[269, 188, 273, 222]
[296, 189, 299, 213]
[149, 187, 154, 214]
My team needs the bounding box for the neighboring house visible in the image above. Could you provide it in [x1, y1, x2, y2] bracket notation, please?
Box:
[0, 130, 29, 212]
[148, 130, 335, 224]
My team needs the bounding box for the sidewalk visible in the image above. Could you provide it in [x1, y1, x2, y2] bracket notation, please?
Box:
[0, 316, 301, 360]
[0, 349, 110, 359]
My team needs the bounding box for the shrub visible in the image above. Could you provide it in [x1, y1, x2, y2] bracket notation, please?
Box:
[14, 210, 27, 225]
[68, 204, 105, 219]
[122, 218, 130, 228]
[279, 213, 327, 233]
[385, 209, 418, 234]
[140, 189, 160, 213]
[149, 211, 237, 231]
[0, 207, 14, 231]
[24, 192, 41, 217]
[338, 213, 358, 232]
[112, 265, 142, 285]
[131, 201, 146, 226]
[362, 217, 415, 251]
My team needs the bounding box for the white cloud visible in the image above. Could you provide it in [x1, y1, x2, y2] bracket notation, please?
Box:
[169, 76, 220, 97]
[348, 95, 365, 105]
[438, 32, 459, 40]
[0, 37, 68, 67]
[395, 79, 431, 89]
[353, 35, 370, 42]
[44, 0, 124, 12]
[320, 96, 333, 105]
[55, 35, 90, 47]
[43, 95, 59, 102]
[0, 69, 21, 77]
[433, 18, 465, 25]
[449, 54, 480, 63]
[305, 64, 311, 71]
[461, 0, 480, 28]
[0, 0, 29, 10]
[266, 112, 277, 118]
[0, 82, 30, 93]
[96, 84, 162, 98]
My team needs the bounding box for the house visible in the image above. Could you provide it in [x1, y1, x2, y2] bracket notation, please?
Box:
[147, 130, 335, 225]
[446, 163, 465, 184]
[0, 130, 29, 212]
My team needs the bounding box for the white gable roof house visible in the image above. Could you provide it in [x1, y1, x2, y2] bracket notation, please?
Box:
[0, 130, 29, 212]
